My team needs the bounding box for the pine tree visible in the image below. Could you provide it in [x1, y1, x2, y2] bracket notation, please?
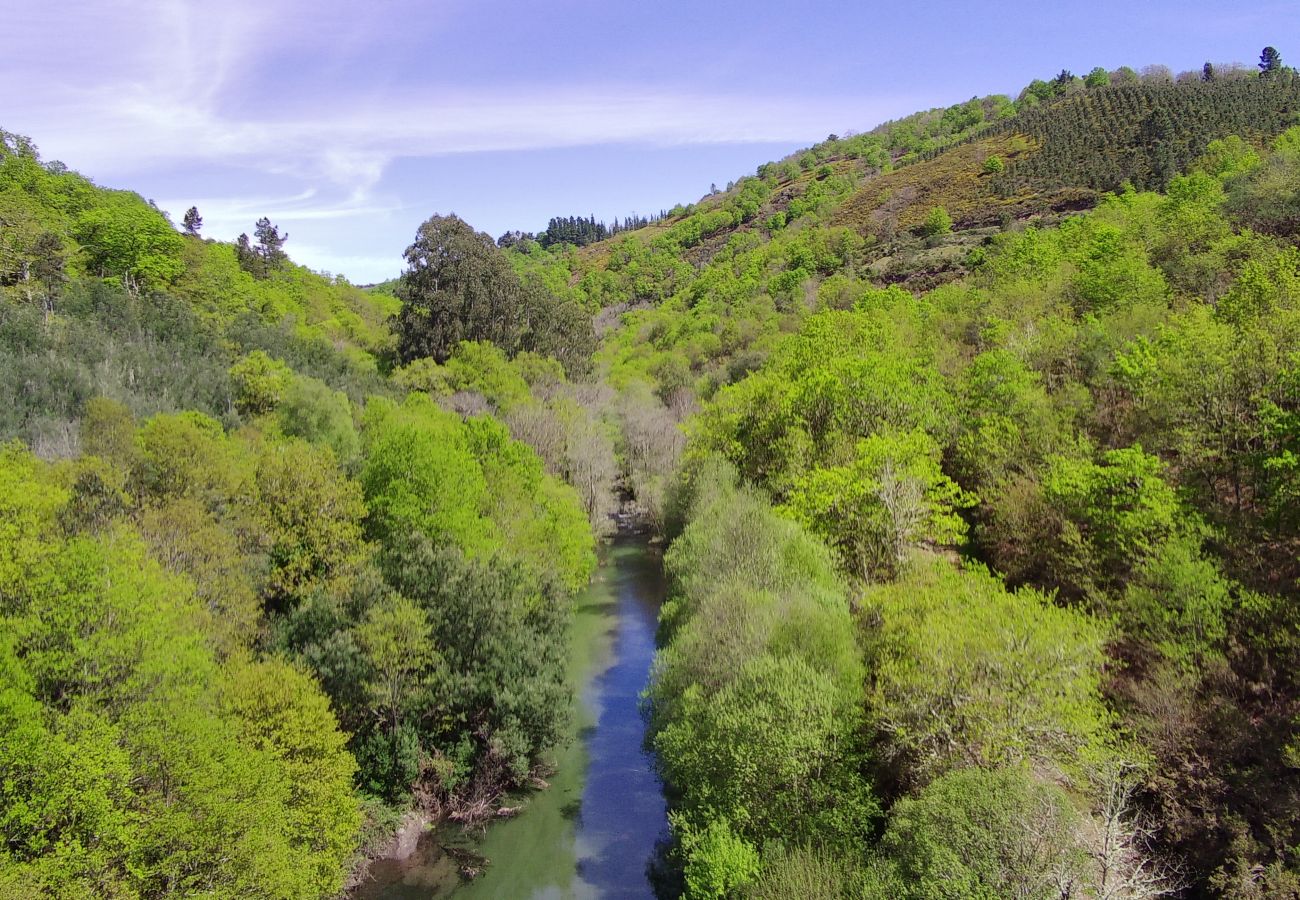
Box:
[1260, 46, 1282, 76]
[253, 217, 288, 273]
[235, 233, 259, 276]
[182, 206, 202, 237]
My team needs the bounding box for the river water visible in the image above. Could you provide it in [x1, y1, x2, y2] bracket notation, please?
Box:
[355, 536, 669, 900]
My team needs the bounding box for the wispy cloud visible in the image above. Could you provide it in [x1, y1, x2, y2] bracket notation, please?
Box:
[154, 188, 403, 234]
[22, 84, 899, 191]
[3, 1, 906, 190]
[1, 0, 914, 282]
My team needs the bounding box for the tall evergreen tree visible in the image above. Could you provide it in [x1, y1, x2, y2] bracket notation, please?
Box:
[234, 233, 258, 275]
[254, 217, 288, 272]
[1260, 46, 1283, 75]
[182, 206, 202, 237]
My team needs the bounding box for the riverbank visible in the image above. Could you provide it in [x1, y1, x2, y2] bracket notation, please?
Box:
[351, 536, 668, 899]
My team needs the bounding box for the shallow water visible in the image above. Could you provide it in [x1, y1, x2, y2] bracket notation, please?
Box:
[355, 536, 669, 900]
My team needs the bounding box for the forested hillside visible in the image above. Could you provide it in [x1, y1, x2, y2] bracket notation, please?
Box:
[0, 131, 604, 897]
[2, 48, 1300, 900]
[504, 54, 1300, 899]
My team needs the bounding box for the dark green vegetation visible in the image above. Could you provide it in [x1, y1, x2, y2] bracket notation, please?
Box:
[3, 50, 1300, 900]
[394, 214, 594, 372]
[516, 212, 667, 250]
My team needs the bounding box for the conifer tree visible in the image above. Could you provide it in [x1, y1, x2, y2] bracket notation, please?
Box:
[254, 217, 288, 272]
[234, 233, 258, 275]
[1260, 46, 1282, 76]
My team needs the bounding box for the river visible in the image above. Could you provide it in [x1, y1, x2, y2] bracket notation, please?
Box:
[354, 536, 669, 899]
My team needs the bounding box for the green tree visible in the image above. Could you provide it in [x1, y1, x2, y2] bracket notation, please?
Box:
[860, 558, 1113, 786]
[1259, 46, 1283, 76]
[920, 205, 952, 236]
[361, 394, 594, 592]
[394, 214, 532, 363]
[218, 655, 362, 895]
[255, 438, 368, 605]
[254, 216, 288, 271]
[865, 767, 1087, 900]
[80, 396, 137, 467]
[182, 205, 202, 236]
[354, 595, 439, 738]
[73, 195, 185, 290]
[656, 653, 876, 845]
[381, 536, 572, 786]
[235, 231, 257, 274]
[393, 214, 594, 371]
[277, 375, 360, 465]
[680, 819, 761, 900]
[229, 349, 293, 417]
[781, 429, 971, 580]
[0, 444, 360, 898]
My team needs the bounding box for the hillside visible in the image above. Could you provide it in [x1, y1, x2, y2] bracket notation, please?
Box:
[0, 126, 603, 898]
[509, 67, 1300, 306]
[2, 49, 1300, 900]
[506, 60, 1300, 899]
[0, 130, 399, 453]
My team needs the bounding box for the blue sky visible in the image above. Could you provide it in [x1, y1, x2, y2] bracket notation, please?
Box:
[2, 1, 1291, 282]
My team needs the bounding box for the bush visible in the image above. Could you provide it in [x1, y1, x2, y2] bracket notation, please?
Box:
[865, 767, 1086, 900]
[920, 205, 953, 236]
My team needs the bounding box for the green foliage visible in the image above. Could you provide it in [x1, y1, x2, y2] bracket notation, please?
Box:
[361, 394, 500, 555]
[651, 459, 876, 859]
[1044, 446, 1183, 580]
[393, 339, 533, 410]
[865, 767, 1086, 900]
[379, 535, 572, 789]
[680, 819, 761, 900]
[277, 374, 360, 465]
[73, 193, 185, 289]
[658, 653, 874, 844]
[743, 845, 853, 900]
[0, 443, 360, 898]
[920, 205, 953, 236]
[218, 654, 363, 892]
[693, 303, 953, 501]
[1085, 66, 1112, 88]
[255, 438, 368, 604]
[860, 558, 1114, 786]
[991, 72, 1300, 193]
[781, 428, 972, 580]
[394, 214, 595, 373]
[230, 349, 293, 417]
[361, 393, 595, 593]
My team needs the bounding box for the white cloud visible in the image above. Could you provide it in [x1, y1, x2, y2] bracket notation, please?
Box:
[2, 0, 914, 281]
[4, 1, 907, 189]
[15, 83, 900, 192]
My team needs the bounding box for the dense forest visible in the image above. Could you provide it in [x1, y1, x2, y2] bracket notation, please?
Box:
[3, 48, 1300, 900]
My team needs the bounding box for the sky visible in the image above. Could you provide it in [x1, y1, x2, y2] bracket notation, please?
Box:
[1, 1, 1292, 283]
